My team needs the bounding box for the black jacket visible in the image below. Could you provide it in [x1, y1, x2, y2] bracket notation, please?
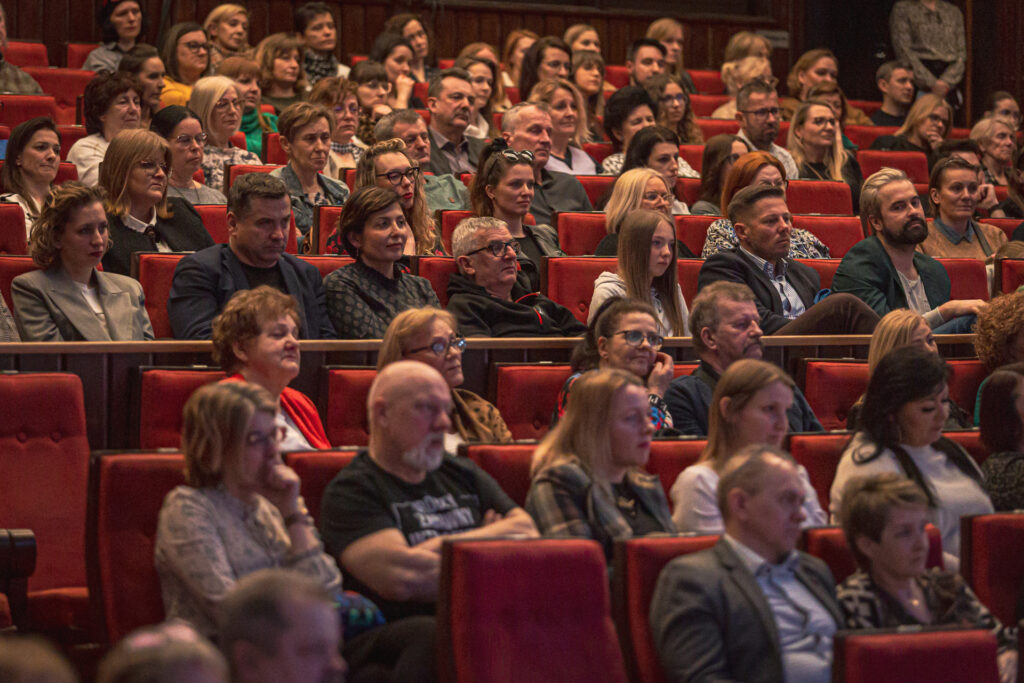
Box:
[103, 197, 214, 276]
[445, 272, 586, 337]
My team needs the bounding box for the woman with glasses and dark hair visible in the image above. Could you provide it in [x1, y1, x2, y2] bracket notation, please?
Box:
[150, 105, 226, 205]
[470, 139, 564, 290]
[160, 23, 211, 107]
[69, 72, 142, 186]
[688, 134, 750, 216]
[602, 86, 699, 178]
[378, 307, 513, 446]
[1, 117, 61, 237]
[82, 0, 144, 73]
[188, 76, 261, 194]
[324, 186, 439, 339]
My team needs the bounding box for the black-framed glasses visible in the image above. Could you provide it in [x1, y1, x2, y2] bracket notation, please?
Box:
[465, 239, 521, 257]
[174, 133, 207, 146]
[499, 148, 534, 164]
[614, 329, 664, 349]
[138, 160, 169, 176]
[183, 41, 211, 54]
[376, 167, 420, 185]
[407, 336, 467, 356]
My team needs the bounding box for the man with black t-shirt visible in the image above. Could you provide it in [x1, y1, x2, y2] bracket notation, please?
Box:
[168, 173, 335, 339]
[319, 361, 538, 622]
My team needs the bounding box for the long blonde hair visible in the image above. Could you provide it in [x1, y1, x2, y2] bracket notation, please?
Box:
[867, 309, 929, 374]
[787, 99, 847, 182]
[99, 129, 173, 219]
[605, 168, 668, 235]
[528, 79, 591, 146]
[895, 93, 951, 140]
[646, 18, 685, 75]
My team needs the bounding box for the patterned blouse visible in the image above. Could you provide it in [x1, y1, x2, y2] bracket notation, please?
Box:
[837, 568, 1015, 653]
[700, 218, 831, 259]
[554, 371, 673, 433]
[980, 452, 1024, 512]
[324, 260, 440, 339]
[600, 152, 699, 179]
[201, 145, 262, 194]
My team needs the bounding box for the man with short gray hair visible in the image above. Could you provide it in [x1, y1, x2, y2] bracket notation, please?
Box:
[446, 217, 586, 336]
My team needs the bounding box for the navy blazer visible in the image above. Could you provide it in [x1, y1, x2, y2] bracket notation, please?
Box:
[697, 247, 821, 334]
[650, 539, 842, 683]
[167, 244, 336, 339]
[101, 197, 214, 276]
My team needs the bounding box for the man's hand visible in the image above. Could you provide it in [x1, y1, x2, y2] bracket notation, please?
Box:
[938, 298, 987, 321]
[931, 79, 951, 98]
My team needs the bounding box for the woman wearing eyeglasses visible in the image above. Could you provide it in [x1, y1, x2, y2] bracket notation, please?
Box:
[788, 99, 863, 208]
[669, 358, 826, 533]
[150, 105, 227, 205]
[378, 307, 513, 447]
[643, 73, 703, 146]
[621, 126, 693, 216]
[159, 23, 211, 108]
[98, 129, 213, 276]
[269, 102, 350, 252]
[597, 168, 689, 256]
[189, 76, 261, 194]
[308, 77, 367, 176]
[324, 186, 439, 339]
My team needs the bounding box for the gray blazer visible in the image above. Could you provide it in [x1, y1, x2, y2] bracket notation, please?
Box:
[11, 267, 155, 342]
[649, 539, 842, 683]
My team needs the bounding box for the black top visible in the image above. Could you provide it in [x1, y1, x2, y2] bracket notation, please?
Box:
[870, 110, 906, 127]
[102, 197, 214, 276]
[612, 479, 666, 536]
[996, 198, 1024, 221]
[238, 262, 285, 292]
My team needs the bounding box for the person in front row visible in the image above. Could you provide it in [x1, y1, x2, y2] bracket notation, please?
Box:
[651, 447, 843, 683]
[664, 281, 822, 436]
[319, 361, 539, 625]
[12, 182, 154, 341]
[168, 173, 336, 339]
[697, 184, 879, 335]
[446, 216, 586, 337]
[837, 474, 1017, 683]
[832, 167, 986, 334]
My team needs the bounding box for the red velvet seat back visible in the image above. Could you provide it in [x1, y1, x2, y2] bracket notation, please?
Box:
[960, 514, 1024, 626]
[845, 125, 899, 150]
[282, 450, 358, 525]
[439, 539, 628, 683]
[847, 99, 883, 116]
[800, 525, 943, 584]
[801, 360, 868, 430]
[675, 177, 701, 206]
[0, 255, 37, 311]
[695, 118, 739, 140]
[415, 257, 458, 306]
[604, 65, 629, 89]
[323, 366, 376, 446]
[463, 443, 537, 507]
[137, 368, 226, 449]
[938, 258, 988, 300]
[791, 216, 864, 257]
[647, 439, 705, 502]
[66, 43, 97, 70]
[0, 203, 26, 255]
[583, 142, 613, 164]
[786, 180, 853, 215]
[678, 144, 703, 171]
[677, 259, 702, 307]
[297, 255, 354, 281]
[793, 258, 842, 289]
[689, 94, 729, 118]
[264, 133, 287, 164]
[544, 256, 616, 322]
[89, 452, 185, 642]
[789, 432, 852, 510]
[673, 214, 716, 256]
[944, 429, 988, 466]
[492, 363, 572, 440]
[687, 69, 724, 94]
[193, 204, 228, 243]
[998, 257, 1024, 294]
[57, 125, 88, 160]
[0, 95, 58, 128]
[440, 210, 473, 254]
[5, 41, 48, 67]
[315, 205, 345, 255]
[856, 150, 930, 184]
[577, 175, 616, 206]
[23, 67, 94, 125]
[834, 629, 998, 683]
[985, 219, 1020, 242]
[947, 359, 987, 413]
[226, 163, 281, 190]
[611, 535, 719, 683]
[557, 212, 607, 255]
[133, 252, 187, 339]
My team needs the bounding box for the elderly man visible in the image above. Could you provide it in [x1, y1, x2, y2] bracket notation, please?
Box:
[501, 101, 592, 226]
[375, 108, 470, 212]
[168, 173, 335, 339]
[425, 68, 486, 177]
[446, 217, 586, 337]
[734, 79, 798, 179]
[698, 184, 879, 335]
[832, 167, 985, 334]
[626, 38, 666, 86]
[871, 60, 915, 127]
[650, 447, 843, 683]
[664, 281, 822, 436]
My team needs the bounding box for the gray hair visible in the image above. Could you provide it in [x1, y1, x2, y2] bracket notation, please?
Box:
[717, 445, 796, 522]
[374, 108, 424, 142]
[452, 216, 508, 272]
[501, 101, 550, 134]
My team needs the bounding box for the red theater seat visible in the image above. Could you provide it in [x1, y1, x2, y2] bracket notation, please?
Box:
[5, 41, 48, 67]
[462, 442, 536, 507]
[543, 256, 617, 322]
[997, 257, 1024, 294]
[578, 175, 617, 206]
[439, 539, 628, 683]
[611, 535, 719, 683]
[786, 180, 853, 215]
[283, 450, 359, 525]
[492, 363, 573, 440]
[960, 514, 1024, 627]
[0, 373, 90, 631]
[794, 258, 842, 288]
[0, 203, 26, 255]
[297, 255, 353, 281]
[678, 144, 703, 171]
[226, 163, 281, 190]
[688, 69, 724, 94]
[847, 100, 883, 116]
[677, 259, 702, 307]
[439, 210, 472, 254]
[0, 95, 58, 128]
[937, 259, 988, 300]
[414, 256, 458, 306]
[856, 150, 930, 184]
[801, 359, 868, 430]
[944, 430, 988, 466]
[322, 366, 376, 446]
[22, 67, 94, 125]
[789, 432, 851, 510]
[675, 177, 701, 206]
[800, 525, 942, 584]
[583, 142, 614, 164]
[315, 205, 344, 255]
[791, 215, 864, 257]
[193, 204, 229, 243]
[946, 359, 986, 420]
[0, 161, 77, 192]
[604, 65, 630, 89]
[66, 44, 98, 70]
[983, 218, 1020, 242]
[0, 255, 37, 311]
[88, 452, 185, 642]
[133, 252, 186, 339]
[845, 125, 899, 150]
[263, 133, 287, 164]
[646, 439, 705, 502]
[695, 118, 739, 140]
[674, 214, 716, 255]
[136, 367, 226, 449]
[57, 126, 88, 160]
[557, 212, 607, 255]
[833, 628, 998, 683]
[689, 94, 729, 118]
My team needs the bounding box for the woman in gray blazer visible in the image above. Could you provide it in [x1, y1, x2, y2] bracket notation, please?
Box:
[12, 182, 154, 341]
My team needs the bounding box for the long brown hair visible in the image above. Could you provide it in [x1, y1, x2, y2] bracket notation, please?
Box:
[617, 209, 686, 336]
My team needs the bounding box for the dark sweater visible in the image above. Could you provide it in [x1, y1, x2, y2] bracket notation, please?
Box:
[445, 273, 586, 337]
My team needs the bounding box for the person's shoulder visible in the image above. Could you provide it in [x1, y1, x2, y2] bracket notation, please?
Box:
[534, 459, 591, 488]
[159, 485, 215, 516]
[659, 543, 724, 581]
[323, 260, 360, 286]
[98, 269, 145, 294]
[836, 569, 873, 597]
[179, 243, 228, 267]
[325, 451, 375, 488]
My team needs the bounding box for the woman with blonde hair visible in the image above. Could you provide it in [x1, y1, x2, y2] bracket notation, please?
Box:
[723, 30, 772, 62]
[189, 75, 261, 193]
[527, 367, 675, 559]
[644, 73, 702, 145]
[780, 48, 840, 120]
[597, 168, 673, 255]
[870, 93, 951, 162]
[970, 116, 1016, 186]
[646, 17, 695, 92]
[98, 129, 212, 275]
[528, 79, 599, 174]
[501, 29, 538, 90]
[203, 4, 250, 71]
[254, 33, 307, 114]
[217, 57, 279, 156]
[788, 99, 863, 206]
[669, 358, 826, 532]
[711, 56, 773, 120]
[378, 307, 512, 446]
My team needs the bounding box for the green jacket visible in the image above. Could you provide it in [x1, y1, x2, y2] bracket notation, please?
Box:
[832, 235, 950, 316]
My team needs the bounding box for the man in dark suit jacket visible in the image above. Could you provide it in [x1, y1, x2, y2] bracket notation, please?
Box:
[425, 68, 487, 177]
[697, 184, 878, 335]
[168, 174, 335, 339]
[650, 448, 843, 683]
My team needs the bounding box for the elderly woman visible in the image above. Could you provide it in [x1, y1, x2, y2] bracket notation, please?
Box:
[830, 346, 993, 567]
[189, 76, 261, 194]
[68, 72, 141, 186]
[621, 125, 693, 215]
[212, 286, 330, 451]
[269, 102, 350, 250]
[644, 73, 703, 145]
[296, 4, 348, 84]
[98, 129, 212, 276]
[117, 45, 166, 129]
[160, 22, 211, 107]
[0, 117, 60, 237]
[837, 473, 1017, 683]
[254, 33, 307, 114]
[150, 105, 227, 205]
[788, 99, 863, 207]
[528, 79, 598, 175]
[217, 57, 279, 156]
[978, 364, 1024, 511]
[378, 307, 513, 447]
[203, 4, 249, 72]
[82, 0, 143, 73]
[971, 116, 1017, 186]
[308, 76, 366, 175]
[12, 182, 153, 341]
[688, 134, 750, 216]
[670, 359, 826, 532]
[596, 168, 676, 256]
[324, 186, 439, 339]
[527, 368, 675, 560]
[870, 93, 951, 164]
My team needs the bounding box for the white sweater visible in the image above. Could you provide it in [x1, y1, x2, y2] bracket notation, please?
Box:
[588, 271, 688, 336]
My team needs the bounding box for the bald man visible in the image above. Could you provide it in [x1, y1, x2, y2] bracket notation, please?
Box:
[319, 362, 538, 622]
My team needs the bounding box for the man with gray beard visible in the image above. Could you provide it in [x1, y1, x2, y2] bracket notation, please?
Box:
[833, 167, 985, 333]
[319, 361, 538, 623]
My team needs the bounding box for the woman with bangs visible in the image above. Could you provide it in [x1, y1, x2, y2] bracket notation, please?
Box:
[217, 57, 279, 157]
[254, 33, 307, 114]
[368, 33, 421, 110]
[528, 367, 675, 560]
[349, 61, 392, 146]
[160, 22, 211, 107]
[308, 76, 367, 175]
[571, 50, 606, 140]
[563, 24, 617, 93]
[455, 54, 500, 139]
[645, 17, 695, 93]
[501, 29, 538, 91]
[189, 75, 261, 194]
[528, 79, 599, 176]
[203, 4, 250, 72]
[69, 72, 142, 187]
[98, 129, 212, 276]
[644, 73, 702, 145]
[82, 0, 144, 74]
[788, 98, 863, 206]
[383, 13, 437, 84]
[870, 93, 952, 165]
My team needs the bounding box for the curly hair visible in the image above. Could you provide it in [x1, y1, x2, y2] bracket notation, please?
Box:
[28, 182, 109, 270]
[974, 292, 1024, 372]
[354, 138, 436, 255]
[211, 286, 301, 374]
[83, 72, 141, 136]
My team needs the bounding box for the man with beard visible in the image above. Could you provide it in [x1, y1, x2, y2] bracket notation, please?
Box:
[734, 79, 798, 180]
[501, 101, 592, 226]
[664, 281, 823, 436]
[833, 167, 986, 333]
[319, 361, 538, 624]
[425, 68, 486, 177]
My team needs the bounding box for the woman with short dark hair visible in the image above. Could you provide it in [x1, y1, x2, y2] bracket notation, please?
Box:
[68, 72, 142, 186]
[150, 105, 226, 205]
